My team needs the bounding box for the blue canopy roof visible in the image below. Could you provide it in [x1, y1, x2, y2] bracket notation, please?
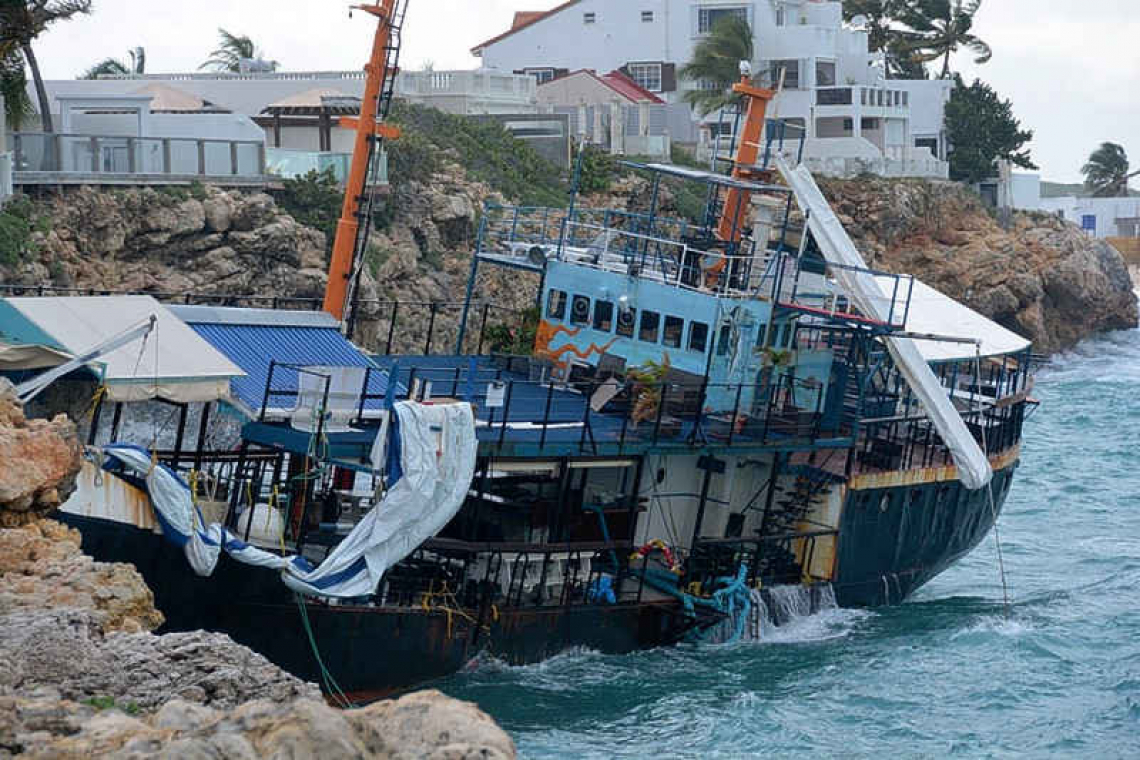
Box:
[171, 306, 398, 418]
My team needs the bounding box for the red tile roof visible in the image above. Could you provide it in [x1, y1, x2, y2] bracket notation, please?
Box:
[600, 70, 665, 104]
[472, 1, 581, 54]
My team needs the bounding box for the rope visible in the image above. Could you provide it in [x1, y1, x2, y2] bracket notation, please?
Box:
[294, 593, 355, 709]
[975, 345, 1011, 618]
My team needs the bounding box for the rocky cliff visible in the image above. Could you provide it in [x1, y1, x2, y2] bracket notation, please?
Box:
[0, 386, 516, 758]
[817, 177, 1139, 354]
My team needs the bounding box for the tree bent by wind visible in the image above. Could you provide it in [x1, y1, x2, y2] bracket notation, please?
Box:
[82, 46, 145, 79]
[0, 0, 93, 133]
[1082, 143, 1139, 198]
[680, 15, 755, 116]
[199, 28, 278, 73]
[899, 0, 991, 80]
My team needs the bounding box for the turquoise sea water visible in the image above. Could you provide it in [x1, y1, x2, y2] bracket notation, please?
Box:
[439, 326, 1140, 758]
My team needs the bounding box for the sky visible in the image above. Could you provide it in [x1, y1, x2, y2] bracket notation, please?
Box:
[26, 0, 1140, 183]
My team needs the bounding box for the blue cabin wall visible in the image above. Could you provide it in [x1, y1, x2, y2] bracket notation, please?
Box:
[534, 261, 835, 414]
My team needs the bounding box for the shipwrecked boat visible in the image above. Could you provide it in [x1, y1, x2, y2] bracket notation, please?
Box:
[0, 0, 1036, 700]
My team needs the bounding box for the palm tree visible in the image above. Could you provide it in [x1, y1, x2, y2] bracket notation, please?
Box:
[898, 0, 991, 80]
[1, 49, 33, 129]
[82, 46, 145, 79]
[199, 28, 277, 73]
[844, 0, 929, 78]
[1082, 143, 1140, 198]
[680, 15, 755, 116]
[0, 0, 94, 132]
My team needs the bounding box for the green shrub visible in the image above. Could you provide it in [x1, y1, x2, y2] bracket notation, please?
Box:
[0, 194, 43, 268]
[278, 168, 343, 250]
[576, 144, 617, 194]
[484, 306, 540, 354]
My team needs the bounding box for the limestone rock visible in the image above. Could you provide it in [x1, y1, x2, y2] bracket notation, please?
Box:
[0, 379, 82, 525]
[818, 177, 1139, 353]
[0, 520, 162, 633]
[2, 691, 516, 760]
[202, 195, 234, 233]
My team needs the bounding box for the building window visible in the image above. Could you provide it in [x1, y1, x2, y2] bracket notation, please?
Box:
[861, 117, 879, 131]
[815, 60, 836, 87]
[547, 289, 567, 320]
[769, 59, 800, 89]
[698, 6, 747, 34]
[628, 62, 663, 92]
[1081, 214, 1097, 232]
[525, 68, 556, 84]
[616, 307, 637, 338]
[689, 321, 709, 353]
[593, 300, 615, 332]
[642, 10, 654, 22]
[639, 310, 661, 343]
[584, 12, 596, 24]
[776, 4, 786, 26]
[663, 316, 684, 348]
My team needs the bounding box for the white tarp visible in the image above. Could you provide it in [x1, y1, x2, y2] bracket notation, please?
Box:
[0, 296, 242, 402]
[777, 157, 992, 490]
[102, 400, 478, 598]
[876, 276, 1031, 363]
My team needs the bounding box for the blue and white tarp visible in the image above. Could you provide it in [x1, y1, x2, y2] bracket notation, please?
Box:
[102, 401, 477, 598]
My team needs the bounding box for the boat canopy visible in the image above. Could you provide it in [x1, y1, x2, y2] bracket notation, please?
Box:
[0, 296, 244, 403]
[171, 305, 397, 419]
[878, 277, 1032, 363]
[619, 161, 788, 194]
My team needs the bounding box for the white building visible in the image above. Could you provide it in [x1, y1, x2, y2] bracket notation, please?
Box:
[0, 95, 11, 205]
[472, 0, 951, 178]
[1039, 195, 1140, 239]
[536, 68, 671, 156]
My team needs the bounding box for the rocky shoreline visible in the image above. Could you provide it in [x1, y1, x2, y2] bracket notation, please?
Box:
[0, 379, 516, 759]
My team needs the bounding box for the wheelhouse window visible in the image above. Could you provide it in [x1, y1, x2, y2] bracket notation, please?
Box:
[546, 289, 567, 320]
[628, 62, 663, 92]
[616, 307, 637, 338]
[663, 315, 684, 348]
[698, 6, 747, 34]
[639, 310, 661, 343]
[716, 324, 732, 356]
[571, 294, 591, 325]
[755, 323, 768, 348]
[689, 321, 709, 353]
[593, 300, 615, 331]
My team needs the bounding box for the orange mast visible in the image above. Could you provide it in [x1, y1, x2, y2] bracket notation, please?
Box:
[714, 77, 776, 245]
[323, 1, 404, 320]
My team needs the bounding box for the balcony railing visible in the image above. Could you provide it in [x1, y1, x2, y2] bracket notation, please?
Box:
[11, 132, 267, 184]
[396, 70, 536, 102]
[263, 148, 386, 185]
[815, 87, 909, 109]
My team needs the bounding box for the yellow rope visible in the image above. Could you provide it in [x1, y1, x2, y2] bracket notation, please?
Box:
[83, 385, 107, 424]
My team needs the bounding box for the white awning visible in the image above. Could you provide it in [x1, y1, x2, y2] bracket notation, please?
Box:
[0, 296, 244, 403]
[877, 277, 1032, 363]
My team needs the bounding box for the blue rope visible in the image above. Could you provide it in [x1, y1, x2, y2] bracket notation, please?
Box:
[641, 563, 752, 644]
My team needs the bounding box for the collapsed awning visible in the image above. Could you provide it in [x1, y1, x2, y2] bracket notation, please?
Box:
[877, 276, 1032, 363]
[0, 296, 244, 403]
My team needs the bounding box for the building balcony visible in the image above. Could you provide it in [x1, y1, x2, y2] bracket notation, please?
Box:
[11, 132, 268, 187]
[263, 148, 388, 185]
[395, 70, 537, 114]
[815, 87, 909, 116]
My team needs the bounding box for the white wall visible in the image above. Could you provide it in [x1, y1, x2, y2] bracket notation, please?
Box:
[1039, 195, 1140, 238]
[1010, 173, 1041, 211]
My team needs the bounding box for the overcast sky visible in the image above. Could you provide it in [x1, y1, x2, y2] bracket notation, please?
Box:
[28, 0, 1140, 183]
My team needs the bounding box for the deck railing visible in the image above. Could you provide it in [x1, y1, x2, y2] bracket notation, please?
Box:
[11, 131, 267, 183]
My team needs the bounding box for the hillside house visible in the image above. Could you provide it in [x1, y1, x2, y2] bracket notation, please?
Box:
[473, 0, 951, 178]
[537, 69, 670, 156]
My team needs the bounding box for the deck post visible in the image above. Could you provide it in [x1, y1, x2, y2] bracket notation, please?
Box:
[689, 456, 720, 554]
[172, 403, 189, 468]
[127, 137, 137, 174]
[87, 389, 105, 446]
[162, 139, 172, 174]
[230, 141, 239, 176]
[197, 140, 206, 175]
[90, 137, 99, 172]
[110, 402, 123, 441]
[194, 402, 212, 473]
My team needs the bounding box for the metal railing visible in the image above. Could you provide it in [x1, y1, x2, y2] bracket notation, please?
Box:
[11, 131, 266, 180]
[815, 86, 909, 109]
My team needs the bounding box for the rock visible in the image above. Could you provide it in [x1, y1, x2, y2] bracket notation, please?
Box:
[2, 691, 516, 759]
[231, 193, 278, 232]
[202, 196, 234, 233]
[818, 177, 1139, 353]
[0, 520, 162, 633]
[0, 606, 319, 713]
[0, 379, 82, 525]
